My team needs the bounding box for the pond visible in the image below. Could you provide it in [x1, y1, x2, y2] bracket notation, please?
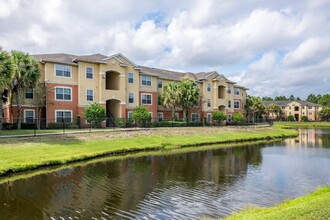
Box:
[0, 129, 330, 219]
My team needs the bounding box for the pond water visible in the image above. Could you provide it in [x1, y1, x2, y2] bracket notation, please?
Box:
[0, 129, 330, 219]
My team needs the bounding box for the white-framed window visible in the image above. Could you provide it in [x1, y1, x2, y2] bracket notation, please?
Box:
[234, 100, 240, 109]
[234, 88, 240, 95]
[25, 87, 33, 99]
[141, 93, 152, 105]
[228, 100, 232, 108]
[227, 86, 231, 93]
[175, 112, 179, 120]
[308, 106, 313, 109]
[207, 99, 211, 107]
[158, 112, 164, 121]
[55, 64, 71, 78]
[127, 111, 133, 119]
[86, 89, 93, 101]
[86, 67, 93, 79]
[128, 92, 134, 104]
[191, 113, 199, 122]
[207, 83, 211, 92]
[24, 109, 35, 124]
[158, 79, 163, 88]
[128, 72, 134, 84]
[308, 112, 312, 115]
[228, 114, 232, 122]
[55, 110, 72, 123]
[55, 87, 72, 101]
[207, 113, 212, 122]
[141, 75, 152, 86]
[302, 112, 305, 115]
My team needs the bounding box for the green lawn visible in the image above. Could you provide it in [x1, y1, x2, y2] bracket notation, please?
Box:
[0, 127, 297, 176]
[224, 186, 330, 220]
[274, 121, 330, 129]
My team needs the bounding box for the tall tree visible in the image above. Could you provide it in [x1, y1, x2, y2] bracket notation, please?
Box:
[0, 47, 13, 130]
[178, 78, 200, 121]
[318, 94, 330, 107]
[262, 96, 273, 101]
[32, 82, 52, 129]
[11, 51, 40, 129]
[288, 95, 295, 101]
[160, 82, 179, 120]
[247, 96, 266, 122]
[266, 103, 282, 120]
[274, 95, 288, 101]
[306, 94, 318, 103]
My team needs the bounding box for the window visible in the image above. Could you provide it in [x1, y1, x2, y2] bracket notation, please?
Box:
[302, 106, 305, 109]
[25, 87, 33, 99]
[158, 79, 163, 88]
[191, 113, 199, 122]
[24, 110, 35, 124]
[228, 100, 232, 108]
[86, 67, 93, 79]
[308, 112, 312, 115]
[158, 112, 164, 121]
[282, 106, 285, 109]
[141, 75, 152, 86]
[55, 110, 72, 123]
[158, 96, 162, 105]
[234, 100, 240, 109]
[128, 111, 133, 119]
[141, 94, 152, 105]
[128, 73, 134, 84]
[234, 88, 240, 95]
[303, 112, 305, 115]
[55, 87, 72, 101]
[55, 64, 71, 78]
[86, 89, 93, 101]
[207, 113, 212, 122]
[207, 99, 211, 107]
[227, 86, 231, 93]
[308, 106, 313, 109]
[207, 83, 211, 92]
[128, 92, 134, 104]
[228, 114, 232, 122]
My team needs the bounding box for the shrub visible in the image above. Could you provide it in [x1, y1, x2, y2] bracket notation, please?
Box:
[84, 103, 106, 128]
[48, 122, 73, 129]
[213, 110, 227, 125]
[287, 115, 295, 121]
[131, 106, 151, 127]
[233, 112, 245, 123]
[301, 116, 308, 122]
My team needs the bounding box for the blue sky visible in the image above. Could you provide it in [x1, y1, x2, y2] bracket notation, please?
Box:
[0, 0, 329, 99]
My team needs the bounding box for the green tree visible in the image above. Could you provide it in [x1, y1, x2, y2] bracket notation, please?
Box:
[262, 96, 273, 101]
[32, 82, 52, 129]
[212, 110, 227, 125]
[301, 116, 308, 122]
[288, 95, 295, 101]
[319, 107, 330, 121]
[11, 51, 40, 129]
[160, 82, 179, 119]
[178, 78, 200, 121]
[84, 103, 106, 128]
[287, 115, 295, 121]
[246, 96, 266, 122]
[232, 112, 245, 123]
[318, 94, 330, 107]
[274, 96, 288, 101]
[131, 106, 151, 127]
[266, 103, 282, 120]
[0, 47, 13, 130]
[306, 94, 318, 103]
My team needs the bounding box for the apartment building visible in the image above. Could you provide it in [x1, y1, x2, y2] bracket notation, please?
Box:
[4, 53, 248, 127]
[263, 101, 322, 121]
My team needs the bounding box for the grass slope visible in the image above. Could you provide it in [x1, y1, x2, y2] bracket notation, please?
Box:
[275, 121, 330, 129]
[225, 186, 330, 220]
[0, 127, 297, 176]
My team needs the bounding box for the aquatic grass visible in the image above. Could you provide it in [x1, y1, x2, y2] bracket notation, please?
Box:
[0, 127, 297, 176]
[223, 185, 330, 220]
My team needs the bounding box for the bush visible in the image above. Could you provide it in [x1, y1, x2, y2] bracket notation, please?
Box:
[233, 112, 245, 123]
[84, 103, 106, 128]
[301, 116, 308, 122]
[213, 110, 227, 125]
[288, 115, 295, 121]
[2, 123, 17, 130]
[116, 118, 126, 128]
[48, 122, 73, 129]
[131, 106, 151, 127]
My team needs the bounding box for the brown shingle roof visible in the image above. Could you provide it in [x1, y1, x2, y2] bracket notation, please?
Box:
[73, 53, 108, 63]
[139, 66, 187, 81]
[31, 53, 78, 65]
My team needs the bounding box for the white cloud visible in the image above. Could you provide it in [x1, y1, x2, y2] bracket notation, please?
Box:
[0, 0, 21, 18]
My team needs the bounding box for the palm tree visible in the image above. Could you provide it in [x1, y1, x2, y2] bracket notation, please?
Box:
[11, 51, 40, 129]
[0, 47, 13, 130]
[178, 78, 200, 121]
[266, 103, 282, 120]
[160, 82, 179, 120]
[247, 96, 266, 123]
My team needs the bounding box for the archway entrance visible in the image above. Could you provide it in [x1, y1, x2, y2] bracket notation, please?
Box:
[218, 105, 226, 111]
[106, 99, 121, 127]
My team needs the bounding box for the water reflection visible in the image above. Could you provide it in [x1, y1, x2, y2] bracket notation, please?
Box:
[0, 129, 330, 219]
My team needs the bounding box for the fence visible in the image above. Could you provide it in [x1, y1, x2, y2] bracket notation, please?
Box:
[0, 117, 271, 137]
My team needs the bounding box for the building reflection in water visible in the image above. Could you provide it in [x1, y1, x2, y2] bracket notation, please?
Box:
[284, 128, 330, 148]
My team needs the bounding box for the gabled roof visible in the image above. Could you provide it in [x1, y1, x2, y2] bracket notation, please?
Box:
[101, 53, 138, 67]
[213, 74, 237, 84]
[139, 66, 186, 81]
[31, 53, 79, 66]
[263, 100, 322, 107]
[73, 53, 108, 63]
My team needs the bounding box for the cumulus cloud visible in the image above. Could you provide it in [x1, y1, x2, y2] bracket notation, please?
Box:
[0, 0, 329, 98]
